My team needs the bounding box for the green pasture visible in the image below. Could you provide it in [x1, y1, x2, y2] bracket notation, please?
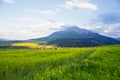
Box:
[0, 45, 120, 80]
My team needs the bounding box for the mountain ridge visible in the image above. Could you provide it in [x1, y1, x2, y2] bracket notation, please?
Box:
[0, 38, 6, 41]
[30, 25, 120, 47]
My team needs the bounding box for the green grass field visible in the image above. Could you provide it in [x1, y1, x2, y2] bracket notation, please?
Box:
[11, 42, 40, 49]
[0, 45, 120, 80]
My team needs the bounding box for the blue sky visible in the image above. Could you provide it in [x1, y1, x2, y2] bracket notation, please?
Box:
[0, 0, 120, 40]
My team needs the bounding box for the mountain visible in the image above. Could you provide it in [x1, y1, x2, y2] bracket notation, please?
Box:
[0, 38, 6, 41]
[30, 25, 120, 47]
[0, 38, 24, 44]
[116, 38, 120, 41]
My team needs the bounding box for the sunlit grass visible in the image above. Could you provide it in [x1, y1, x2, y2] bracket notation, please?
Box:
[0, 45, 120, 80]
[11, 42, 39, 48]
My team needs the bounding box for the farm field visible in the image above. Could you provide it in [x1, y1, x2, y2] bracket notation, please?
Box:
[0, 45, 120, 80]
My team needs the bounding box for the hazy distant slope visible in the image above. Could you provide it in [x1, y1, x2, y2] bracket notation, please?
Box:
[0, 38, 6, 41]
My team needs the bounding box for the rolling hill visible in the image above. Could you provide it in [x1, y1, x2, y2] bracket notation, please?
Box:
[30, 26, 120, 47]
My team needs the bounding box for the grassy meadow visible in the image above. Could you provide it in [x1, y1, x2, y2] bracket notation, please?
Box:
[11, 42, 40, 49]
[0, 45, 120, 80]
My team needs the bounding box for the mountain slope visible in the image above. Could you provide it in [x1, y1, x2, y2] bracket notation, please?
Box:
[31, 26, 97, 41]
[116, 38, 120, 41]
[0, 38, 6, 41]
[30, 26, 120, 47]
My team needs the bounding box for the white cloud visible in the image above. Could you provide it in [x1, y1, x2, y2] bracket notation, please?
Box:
[91, 23, 120, 38]
[102, 23, 120, 37]
[2, 0, 15, 4]
[23, 17, 35, 22]
[22, 17, 41, 23]
[24, 9, 57, 16]
[60, 0, 98, 11]
[0, 17, 64, 40]
[39, 10, 56, 16]
[24, 0, 97, 17]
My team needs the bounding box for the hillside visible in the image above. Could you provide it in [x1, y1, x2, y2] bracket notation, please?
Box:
[0, 38, 6, 41]
[0, 40, 27, 48]
[116, 38, 120, 41]
[30, 26, 120, 47]
[0, 45, 120, 80]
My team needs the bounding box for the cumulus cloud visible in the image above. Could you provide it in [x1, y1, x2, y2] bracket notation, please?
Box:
[60, 0, 98, 11]
[24, 0, 97, 18]
[2, 0, 15, 4]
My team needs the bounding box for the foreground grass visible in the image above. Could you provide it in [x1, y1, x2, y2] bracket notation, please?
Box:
[0, 45, 120, 80]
